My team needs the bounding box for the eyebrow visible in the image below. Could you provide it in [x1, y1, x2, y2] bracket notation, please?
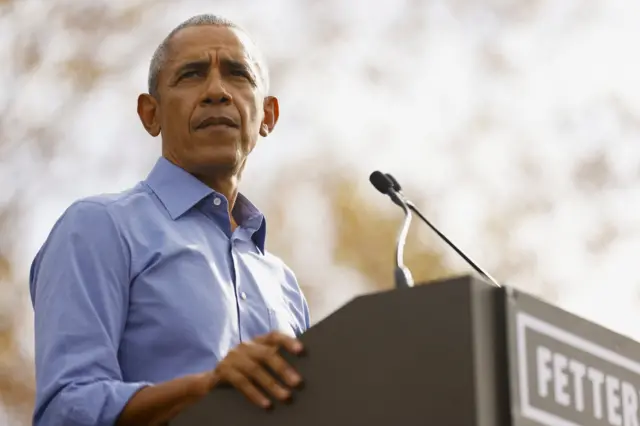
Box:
[174, 59, 211, 77]
[173, 57, 257, 81]
[221, 58, 257, 81]
[221, 58, 250, 70]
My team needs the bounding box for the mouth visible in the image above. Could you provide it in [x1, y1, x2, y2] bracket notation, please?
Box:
[196, 116, 239, 130]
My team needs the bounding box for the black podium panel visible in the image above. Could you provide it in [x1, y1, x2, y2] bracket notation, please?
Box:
[171, 275, 510, 426]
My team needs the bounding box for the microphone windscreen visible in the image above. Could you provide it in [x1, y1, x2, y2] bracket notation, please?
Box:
[385, 173, 402, 192]
[369, 171, 393, 194]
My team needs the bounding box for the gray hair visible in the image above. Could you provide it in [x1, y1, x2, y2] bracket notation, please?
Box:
[147, 14, 270, 97]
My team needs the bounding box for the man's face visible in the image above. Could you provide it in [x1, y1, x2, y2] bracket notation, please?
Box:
[140, 25, 277, 176]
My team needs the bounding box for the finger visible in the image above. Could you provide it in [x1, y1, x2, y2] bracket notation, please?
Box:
[238, 357, 292, 402]
[224, 368, 272, 409]
[224, 345, 293, 401]
[257, 332, 304, 354]
[248, 337, 302, 387]
[262, 350, 302, 388]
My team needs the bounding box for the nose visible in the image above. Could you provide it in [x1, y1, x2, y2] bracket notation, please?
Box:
[200, 70, 232, 106]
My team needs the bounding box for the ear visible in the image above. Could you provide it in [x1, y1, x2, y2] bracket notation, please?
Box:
[260, 96, 279, 137]
[137, 94, 161, 137]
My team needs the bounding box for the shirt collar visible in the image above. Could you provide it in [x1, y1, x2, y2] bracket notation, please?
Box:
[144, 157, 214, 220]
[143, 157, 267, 251]
[234, 193, 267, 252]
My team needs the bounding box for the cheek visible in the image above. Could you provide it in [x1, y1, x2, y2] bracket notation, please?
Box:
[163, 96, 193, 134]
[236, 89, 263, 129]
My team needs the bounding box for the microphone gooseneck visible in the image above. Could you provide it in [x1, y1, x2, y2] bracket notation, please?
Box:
[384, 173, 501, 288]
[369, 171, 415, 289]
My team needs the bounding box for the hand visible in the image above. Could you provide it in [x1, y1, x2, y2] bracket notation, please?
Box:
[208, 332, 304, 409]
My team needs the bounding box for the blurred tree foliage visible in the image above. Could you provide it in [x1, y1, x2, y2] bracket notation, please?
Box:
[0, 2, 451, 422]
[260, 158, 453, 326]
[265, 165, 450, 294]
[2, 0, 638, 423]
[0, 1, 154, 423]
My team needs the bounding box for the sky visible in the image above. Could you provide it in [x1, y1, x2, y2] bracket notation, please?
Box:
[2, 3, 640, 415]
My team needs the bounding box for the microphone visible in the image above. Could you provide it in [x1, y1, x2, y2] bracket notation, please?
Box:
[384, 173, 501, 288]
[369, 171, 414, 289]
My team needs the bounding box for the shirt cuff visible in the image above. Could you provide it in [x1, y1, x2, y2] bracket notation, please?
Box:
[68, 380, 153, 426]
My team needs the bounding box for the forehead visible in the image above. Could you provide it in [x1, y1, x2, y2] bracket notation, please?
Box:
[167, 25, 256, 63]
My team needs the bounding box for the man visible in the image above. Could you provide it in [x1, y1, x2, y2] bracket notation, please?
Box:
[29, 14, 310, 426]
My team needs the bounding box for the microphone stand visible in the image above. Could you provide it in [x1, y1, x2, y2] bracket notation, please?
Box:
[389, 191, 415, 289]
[405, 200, 500, 287]
[384, 172, 501, 288]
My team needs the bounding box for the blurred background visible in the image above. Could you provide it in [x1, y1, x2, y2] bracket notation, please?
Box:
[1, 0, 640, 423]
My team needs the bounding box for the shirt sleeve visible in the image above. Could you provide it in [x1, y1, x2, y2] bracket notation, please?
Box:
[29, 200, 150, 426]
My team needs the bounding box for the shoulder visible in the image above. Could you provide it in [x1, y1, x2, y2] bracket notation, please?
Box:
[36, 184, 155, 255]
[54, 184, 155, 230]
[72, 183, 154, 215]
[29, 188, 149, 295]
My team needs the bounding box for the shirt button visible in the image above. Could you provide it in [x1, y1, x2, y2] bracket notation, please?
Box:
[213, 197, 222, 206]
[240, 292, 247, 300]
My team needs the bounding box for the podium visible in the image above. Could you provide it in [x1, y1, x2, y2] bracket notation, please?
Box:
[171, 275, 640, 426]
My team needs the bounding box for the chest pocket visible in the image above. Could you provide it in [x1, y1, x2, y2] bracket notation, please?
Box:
[233, 239, 301, 337]
[261, 271, 299, 337]
[268, 306, 299, 337]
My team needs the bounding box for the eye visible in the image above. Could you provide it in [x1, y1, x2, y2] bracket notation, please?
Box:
[232, 70, 248, 78]
[181, 70, 203, 79]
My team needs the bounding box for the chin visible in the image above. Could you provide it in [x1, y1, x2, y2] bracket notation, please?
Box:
[188, 148, 243, 173]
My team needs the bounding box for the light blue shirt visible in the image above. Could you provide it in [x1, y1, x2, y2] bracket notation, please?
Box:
[29, 157, 310, 426]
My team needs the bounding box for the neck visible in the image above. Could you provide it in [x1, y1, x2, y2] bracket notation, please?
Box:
[162, 154, 243, 228]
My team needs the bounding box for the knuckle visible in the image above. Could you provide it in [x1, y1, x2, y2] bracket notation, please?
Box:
[270, 355, 285, 369]
[260, 375, 279, 391]
[249, 389, 265, 403]
[266, 377, 279, 389]
[247, 362, 262, 376]
[266, 331, 281, 341]
[236, 375, 251, 387]
[223, 355, 238, 367]
[237, 342, 251, 352]
[216, 359, 230, 371]
[254, 345, 272, 358]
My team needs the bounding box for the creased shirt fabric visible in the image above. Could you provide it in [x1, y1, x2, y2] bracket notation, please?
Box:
[30, 156, 310, 426]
